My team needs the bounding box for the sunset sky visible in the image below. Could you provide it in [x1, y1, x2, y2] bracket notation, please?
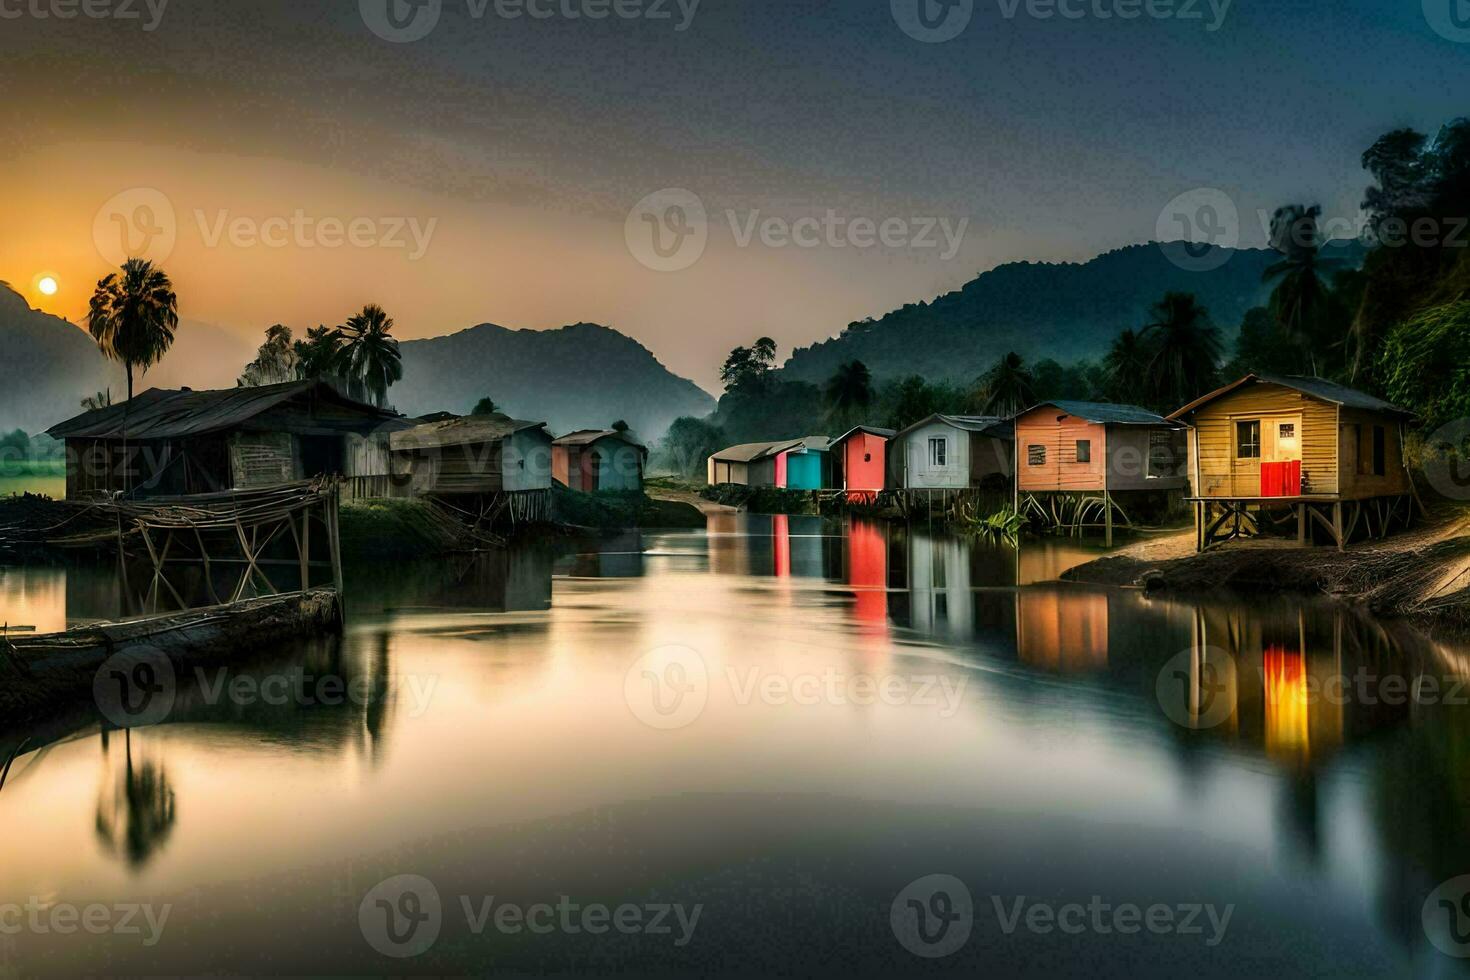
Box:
[2, 0, 1468, 391]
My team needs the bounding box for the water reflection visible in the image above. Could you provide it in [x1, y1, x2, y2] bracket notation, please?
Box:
[3, 518, 1470, 975]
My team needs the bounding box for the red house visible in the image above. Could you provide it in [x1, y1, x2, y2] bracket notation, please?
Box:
[833, 426, 896, 503]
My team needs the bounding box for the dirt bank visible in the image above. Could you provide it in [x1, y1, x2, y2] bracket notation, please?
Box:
[1063, 506, 1470, 629]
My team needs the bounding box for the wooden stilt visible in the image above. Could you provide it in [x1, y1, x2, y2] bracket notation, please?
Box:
[1333, 501, 1344, 552]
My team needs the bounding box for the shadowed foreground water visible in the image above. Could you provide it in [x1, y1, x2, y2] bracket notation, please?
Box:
[2, 515, 1470, 977]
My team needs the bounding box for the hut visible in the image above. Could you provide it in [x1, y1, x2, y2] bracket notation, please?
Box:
[388, 413, 555, 523]
[1013, 401, 1188, 543]
[1167, 375, 1418, 550]
[553, 430, 648, 492]
[889, 414, 1013, 499]
[46, 381, 404, 499]
[708, 441, 787, 487]
[832, 426, 896, 502]
[773, 436, 832, 490]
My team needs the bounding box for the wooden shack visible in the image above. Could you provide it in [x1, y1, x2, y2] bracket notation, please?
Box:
[889, 415, 1013, 491]
[390, 414, 553, 496]
[1168, 375, 1418, 550]
[46, 381, 403, 499]
[774, 437, 832, 490]
[833, 426, 896, 502]
[707, 439, 797, 487]
[1013, 401, 1187, 544]
[552, 430, 648, 492]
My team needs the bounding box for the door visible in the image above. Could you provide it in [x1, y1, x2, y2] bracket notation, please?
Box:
[1261, 416, 1302, 496]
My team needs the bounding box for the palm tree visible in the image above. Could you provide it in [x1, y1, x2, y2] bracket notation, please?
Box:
[80, 389, 113, 411]
[293, 325, 347, 382]
[1104, 329, 1149, 401]
[1141, 293, 1222, 411]
[825, 360, 875, 422]
[340, 304, 403, 407]
[978, 352, 1036, 417]
[1263, 204, 1342, 376]
[237, 324, 297, 387]
[86, 259, 179, 403]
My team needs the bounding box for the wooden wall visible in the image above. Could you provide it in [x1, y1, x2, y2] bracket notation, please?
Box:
[1016, 410, 1106, 492]
[1188, 383, 1338, 497]
[1338, 409, 1411, 499]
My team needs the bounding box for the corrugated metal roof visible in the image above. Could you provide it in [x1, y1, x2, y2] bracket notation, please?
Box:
[1029, 401, 1178, 426]
[390, 413, 550, 451]
[710, 439, 805, 463]
[46, 381, 396, 440]
[894, 414, 1012, 441]
[1169, 375, 1414, 420]
[833, 425, 897, 445]
[553, 429, 647, 451]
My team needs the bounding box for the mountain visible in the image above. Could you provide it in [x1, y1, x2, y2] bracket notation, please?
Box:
[394, 322, 715, 438]
[0, 285, 114, 433]
[781, 241, 1366, 385]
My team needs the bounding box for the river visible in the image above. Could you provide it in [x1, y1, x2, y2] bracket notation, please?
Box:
[1, 514, 1468, 976]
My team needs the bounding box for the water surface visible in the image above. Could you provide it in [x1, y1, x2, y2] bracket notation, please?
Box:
[1, 515, 1468, 976]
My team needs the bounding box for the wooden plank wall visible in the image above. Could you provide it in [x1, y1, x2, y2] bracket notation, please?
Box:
[1015, 411, 1106, 492]
[1338, 408, 1411, 499]
[1190, 384, 1337, 497]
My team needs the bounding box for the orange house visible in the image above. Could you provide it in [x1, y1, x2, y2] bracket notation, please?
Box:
[832, 425, 895, 502]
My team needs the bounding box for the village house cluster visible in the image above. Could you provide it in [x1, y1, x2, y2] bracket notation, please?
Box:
[706, 375, 1417, 551]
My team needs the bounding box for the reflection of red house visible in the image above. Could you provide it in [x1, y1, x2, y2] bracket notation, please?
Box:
[847, 519, 889, 627]
[833, 426, 896, 503]
[772, 514, 791, 578]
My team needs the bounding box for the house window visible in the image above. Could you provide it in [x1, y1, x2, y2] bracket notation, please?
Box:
[1373, 425, 1386, 476]
[928, 438, 947, 467]
[1279, 423, 1295, 440]
[1028, 445, 1046, 466]
[1075, 440, 1091, 463]
[863, 453, 872, 463]
[1236, 420, 1261, 459]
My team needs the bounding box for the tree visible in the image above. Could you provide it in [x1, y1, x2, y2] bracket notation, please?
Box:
[293, 326, 347, 382]
[660, 416, 725, 476]
[1263, 204, 1344, 376]
[1377, 300, 1470, 434]
[340, 304, 403, 407]
[977, 352, 1036, 417]
[237, 324, 297, 387]
[887, 376, 943, 430]
[472, 397, 499, 416]
[824, 360, 874, 427]
[1104, 329, 1150, 401]
[81, 389, 113, 411]
[611, 420, 631, 433]
[0, 429, 28, 464]
[86, 258, 179, 403]
[1225, 306, 1302, 378]
[1140, 293, 1222, 412]
[719, 336, 779, 393]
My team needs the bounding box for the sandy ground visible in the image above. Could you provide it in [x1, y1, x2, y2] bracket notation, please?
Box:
[645, 485, 739, 515]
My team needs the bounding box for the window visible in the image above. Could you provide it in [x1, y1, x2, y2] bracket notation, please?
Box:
[1149, 430, 1183, 478]
[928, 437, 947, 467]
[1372, 425, 1386, 477]
[1075, 440, 1091, 463]
[1028, 445, 1046, 466]
[1278, 423, 1295, 440]
[1236, 420, 1261, 459]
[864, 453, 872, 463]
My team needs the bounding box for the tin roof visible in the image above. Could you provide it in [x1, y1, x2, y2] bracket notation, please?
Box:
[832, 425, 897, 446]
[553, 429, 647, 451]
[47, 381, 396, 440]
[390, 413, 550, 450]
[1026, 401, 1179, 426]
[1168, 375, 1414, 421]
[894, 414, 1013, 442]
[710, 436, 829, 463]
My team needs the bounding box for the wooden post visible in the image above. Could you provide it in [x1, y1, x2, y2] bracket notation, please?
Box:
[1104, 488, 1113, 548]
[1333, 501, 1344, 552]
[1296, 502, 1307, 546]
[327, 488, 344, 596]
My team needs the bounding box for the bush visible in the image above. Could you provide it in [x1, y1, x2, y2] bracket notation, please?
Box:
[1379, 301, 1470, 433]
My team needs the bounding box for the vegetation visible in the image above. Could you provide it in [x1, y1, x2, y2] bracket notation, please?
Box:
[472, 396, 499, 416]
[86, 258, 179, 403]
[656, 416, 726, 476]
[236, 304, 404, 408]
[551, 486, 704, 529]
[976, 352, 1036, 417]
[342, 304, 404, 408]
[1378, 301, 1470, 434]
[81, 389, 114, 411]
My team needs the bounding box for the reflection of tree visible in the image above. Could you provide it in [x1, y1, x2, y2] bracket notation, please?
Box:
[361, 631, 394, 768]
[95, 730, 176, 869]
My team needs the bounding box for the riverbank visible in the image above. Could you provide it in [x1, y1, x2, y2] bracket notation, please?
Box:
[1063, 504, 1470, 631]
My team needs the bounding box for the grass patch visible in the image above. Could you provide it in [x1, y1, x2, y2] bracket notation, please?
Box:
[552, 487, 705, 529]
[339, 497, 459, 559]
[701, 484, 819, 515]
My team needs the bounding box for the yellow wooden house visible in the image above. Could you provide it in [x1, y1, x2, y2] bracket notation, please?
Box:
[1168, 375, 1418, 550]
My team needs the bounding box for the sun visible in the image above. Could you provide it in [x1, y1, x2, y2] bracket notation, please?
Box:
[37, 276, 58, 296]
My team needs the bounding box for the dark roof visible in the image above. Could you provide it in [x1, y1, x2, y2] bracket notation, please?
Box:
[1025, 401, 1178, 426]
[47, 381, 396, 440]
[1168, 375, 1414, 420]
[554, 429, 646, 451]
[711, 436, 830, 463]
[391, 413, 550, 450]
[894, 414, 1013, 441]
[832, 425, 897, 445]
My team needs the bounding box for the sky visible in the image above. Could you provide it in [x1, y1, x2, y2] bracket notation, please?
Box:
[1, 0, 1468, 392]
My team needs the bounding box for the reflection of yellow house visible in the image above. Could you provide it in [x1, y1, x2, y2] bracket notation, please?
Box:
[1016, 588, 1109, 672]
